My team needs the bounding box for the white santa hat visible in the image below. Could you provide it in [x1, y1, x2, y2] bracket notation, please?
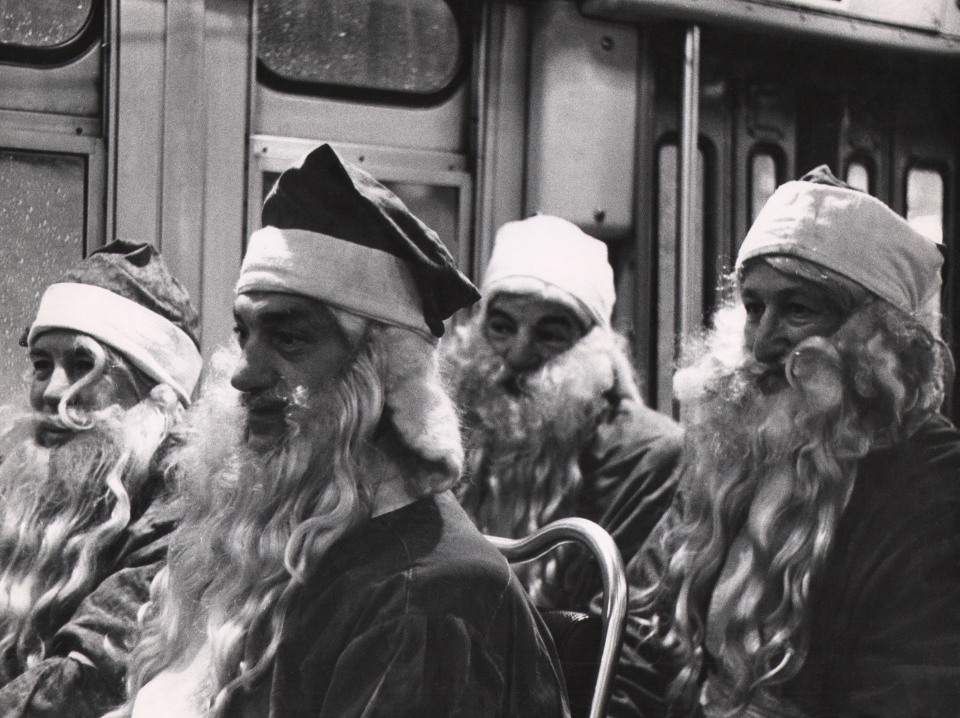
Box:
[482, 215, 616, 328]
[737, 167, 943, 333]
[28, 241, 202, 405]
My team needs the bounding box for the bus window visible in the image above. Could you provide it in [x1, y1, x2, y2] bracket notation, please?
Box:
[257, 0, 463, 99]
[846, 161, 871, 194]
[0, 149, 86, 396]
[0, 0, 93, 46]
[750, 152, 778, 222]
[905, 167, 944, 244]
[0, 0, 99, 65]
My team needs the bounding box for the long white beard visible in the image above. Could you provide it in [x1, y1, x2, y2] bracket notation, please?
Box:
[655, 298, 947, 710]
[0, 402, 167, 676]
[130, 345, 383, 715]
[443, 319, 640, 606]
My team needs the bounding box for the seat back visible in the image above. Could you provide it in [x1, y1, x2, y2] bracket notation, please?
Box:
[539, 609, 603, 718]
[487, 518, 627, 718]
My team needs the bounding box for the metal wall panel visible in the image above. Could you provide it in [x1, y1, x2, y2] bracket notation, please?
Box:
[524, 1, 638, 239]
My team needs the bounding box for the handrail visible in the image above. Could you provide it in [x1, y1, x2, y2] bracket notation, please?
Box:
[487, 518, 628, 718]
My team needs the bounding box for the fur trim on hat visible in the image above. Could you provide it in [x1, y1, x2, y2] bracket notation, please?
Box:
[373, 327, 464, 494]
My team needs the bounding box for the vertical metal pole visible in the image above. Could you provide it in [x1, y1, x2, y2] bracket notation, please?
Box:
[104, 0, 121, 244]
[677, 25, 702, 357]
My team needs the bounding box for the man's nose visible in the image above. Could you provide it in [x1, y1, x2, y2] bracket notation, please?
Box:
[503, 334, 543, 374]
[751, 310, 790, 364]
[230, 343, 278, 394]
[41, 367, 72, 410]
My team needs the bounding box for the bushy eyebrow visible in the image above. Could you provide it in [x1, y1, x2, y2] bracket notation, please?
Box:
[235, 306, 333, 333]
[533, 317, 578, 336]
[485, 308, 516, 323]
[28, 340, 93, 359]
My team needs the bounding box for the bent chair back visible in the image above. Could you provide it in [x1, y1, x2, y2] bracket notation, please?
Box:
[487, 518, 627, 718]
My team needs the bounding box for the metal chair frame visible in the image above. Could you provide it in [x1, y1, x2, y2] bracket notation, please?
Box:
[487, 518, 627, 718]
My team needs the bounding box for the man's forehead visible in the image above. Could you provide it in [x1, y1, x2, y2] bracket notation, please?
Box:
[739, 261, 829, 298]
[29, 329, 95, 353]
[487, 293, 581, 325]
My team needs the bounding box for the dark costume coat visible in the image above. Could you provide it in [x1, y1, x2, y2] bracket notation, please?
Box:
[237, 491, 570, 718]
[609, 414, 960, 717]
[0, 486, 177, 718]
[547, 398, 683, 612]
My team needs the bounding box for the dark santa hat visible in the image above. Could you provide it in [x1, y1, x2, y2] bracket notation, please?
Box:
[236, 144, 480, 340]
[28, 240, 202, 405]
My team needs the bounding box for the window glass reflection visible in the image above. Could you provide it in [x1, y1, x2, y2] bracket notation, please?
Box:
[906, 167, 944, 244]
[846, 162, 870, 193]
[257, 0, 461, 95]
[750, 153, 778, 222]
[0, 0, 93, 47]
[0, 150, 86, 398]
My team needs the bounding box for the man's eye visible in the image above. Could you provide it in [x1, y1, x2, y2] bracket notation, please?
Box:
[233, 325, 248, 347]
[31, 359, 52, 379]
[786, 303, 816, 319]
[743, 302, 763, 320]
[274, 332, 306, 350]
[485, 320, 514, 337]
[72, 357, 96, 375]
[536, 330, 571, 347]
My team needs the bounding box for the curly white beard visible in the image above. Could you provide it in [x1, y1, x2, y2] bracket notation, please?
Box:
[650, 297, 947, 712]
[442, 315, 639, 604]
[0, 397, 170, 679]
[127, 340, 387, 717]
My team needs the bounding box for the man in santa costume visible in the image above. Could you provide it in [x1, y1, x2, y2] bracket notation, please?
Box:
[612, 166, 960, 717]
[0, 241, 201, 717]
[443, 214, 683, 611]
[125, 145, 570, 718]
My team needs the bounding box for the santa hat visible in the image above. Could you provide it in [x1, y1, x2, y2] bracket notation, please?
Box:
[28, 241, 202, 405]
[737, 165, 943, 332]
[238, 145, 479, 478]
[238, 144, 479, 341]
[482, 215, 616, 328]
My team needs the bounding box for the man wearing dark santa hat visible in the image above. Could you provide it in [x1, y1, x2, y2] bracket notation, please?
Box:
[442, 214, 683, 611]
[123, 144, 570, 718]
[0, 241, 201, 717]
[610, 166, 960, 717]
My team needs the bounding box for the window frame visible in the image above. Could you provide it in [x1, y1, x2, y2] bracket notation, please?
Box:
[247, 136, 473, 271]
[747, 144, 784, 223]
[844, 154, 875, 195]
[0, 112, 106, 254]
